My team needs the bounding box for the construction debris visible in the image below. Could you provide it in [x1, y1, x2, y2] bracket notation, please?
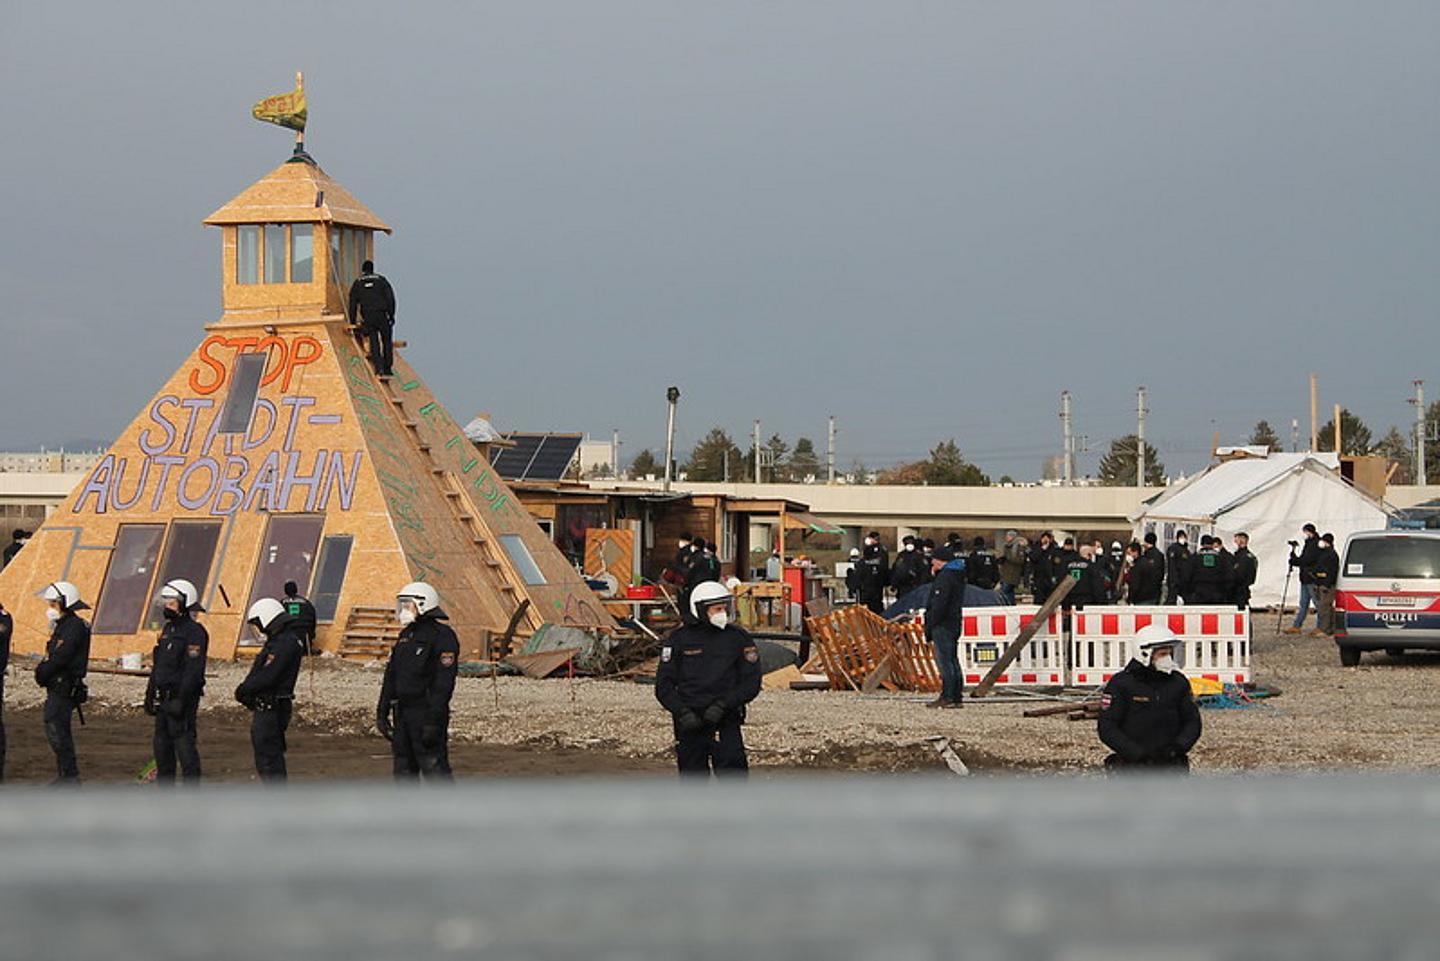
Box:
[925, 736, 971, 776]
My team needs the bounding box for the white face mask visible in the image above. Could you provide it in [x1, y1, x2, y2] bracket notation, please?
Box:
[904, 543, 914, 552]
[708, 610, 730, 630]
[1151, 654, 1177, 674]
[865, 538, 875, 546]
[679, 541, 690, 549]
[46, 608, 61, 624]
[398, 608, 416, 626]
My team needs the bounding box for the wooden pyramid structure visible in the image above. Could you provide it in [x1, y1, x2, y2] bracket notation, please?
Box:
[0, 150, 615, 660]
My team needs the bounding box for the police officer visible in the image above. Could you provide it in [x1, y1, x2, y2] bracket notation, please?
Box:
[998, 530, 1027, 605]
[924, 545, 967, 708]
[282, 580, 318, 654]
[655, 581, 763, 777]
[1284, 524, 1321, 633]
[966, 536, 1000, 591]
[144, 579, 209, 785]
[1165, 531, 1192, 604]
[1098, 624, 1202, 772]
[235, 598, 306, 782]
[1029, 531, 1057, 601]
[377, 582, 460, 781]
[1063, 543, 1108, 609]
[2, 529, 28, 569]
[0, 601, 10, 782]
[1187, 535, 1234, 604]
[844, 547, 863, 600]
[347, 259, 397, 376]
[1129, 532, 1167, 605]
[1232, 532, 1259, 609]
[919, 539, 937, 585]
[1312, 532, 1341, 637]
[681, 537, 722, 622]
[857, 532, 889, 614]
[34, 581, 91, 784]
[889, 535, 926, 597]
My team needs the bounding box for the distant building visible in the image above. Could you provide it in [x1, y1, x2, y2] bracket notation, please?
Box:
[0, 450, 105, 474]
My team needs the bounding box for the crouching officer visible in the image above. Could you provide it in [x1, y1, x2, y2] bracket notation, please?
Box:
[1098, 624, 1201, 772]
[34, 582, 91, 783]
[377, 582, 460, 781]
[144, 579, 209, 785]
[655, 581, 763, 777]
[235, 599, 306, 782]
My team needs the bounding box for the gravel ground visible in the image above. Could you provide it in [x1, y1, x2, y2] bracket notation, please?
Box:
[10, 623, 1440, 773]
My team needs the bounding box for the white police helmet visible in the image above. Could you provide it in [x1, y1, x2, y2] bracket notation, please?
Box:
[688, 580, 733, 620]
[39, 581, 89, 612]
[246, 597, 287, 633]
[159, 578, 204, 613]
[1133, 623, 1184, 671]
[397, 581, 441, 619]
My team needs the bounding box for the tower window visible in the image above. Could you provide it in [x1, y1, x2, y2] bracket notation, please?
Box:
[237, 226, 260, 284]
[263, 224, 287, 283]
[290, 224, 314, 283]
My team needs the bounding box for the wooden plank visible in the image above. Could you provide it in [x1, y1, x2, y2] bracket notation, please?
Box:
[761, 664, 805, 691]
[969, 576, 1075, 698]
[505, 648, 579, 680]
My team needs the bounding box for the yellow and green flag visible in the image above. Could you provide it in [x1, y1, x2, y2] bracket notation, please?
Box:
[252, 79, 307, 132]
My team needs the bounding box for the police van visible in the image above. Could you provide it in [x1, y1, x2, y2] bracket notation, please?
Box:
[1335, 530, 1440, 666]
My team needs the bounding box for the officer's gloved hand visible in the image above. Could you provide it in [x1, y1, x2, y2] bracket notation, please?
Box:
[702, 702, 727, 726]
[164, 696, 185, 719]
[376, 703, 394, 742]
[676, 709, 704, 734]
[421, 724, 440, 750]
[143, 683, 158, 717]
[234, 685, 254, 710]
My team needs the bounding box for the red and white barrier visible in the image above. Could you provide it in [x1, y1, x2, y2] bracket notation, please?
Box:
[960, 607, 1064, 687]
[1070, 607, 1251, 686]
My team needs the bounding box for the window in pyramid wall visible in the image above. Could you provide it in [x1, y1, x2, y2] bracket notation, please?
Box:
[243, 514, 325, 643]
[311, 534, 354, 624]
[142, 521, 223, 632]
[93, 524, 166, 635]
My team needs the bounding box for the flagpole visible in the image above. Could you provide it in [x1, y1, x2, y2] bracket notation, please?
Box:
[294, 71, 305, 152]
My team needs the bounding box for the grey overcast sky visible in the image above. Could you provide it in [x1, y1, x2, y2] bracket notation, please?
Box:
[2, 2, 1436, 480]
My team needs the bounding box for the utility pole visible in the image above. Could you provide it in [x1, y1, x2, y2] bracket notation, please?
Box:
[1413, 380, 1427, 486]
[611, 428, 620, 480]
[1060, 391, 1073, 485]
[663, 387, 679, 492]
[1291, 419, 1299, 453]
[827, 415, 836, 485]
[723, 447, 729, 483]
[753, 420, 762, 484]
[1309, 373, 1319, 451]
[1136, 386, 1148, 488]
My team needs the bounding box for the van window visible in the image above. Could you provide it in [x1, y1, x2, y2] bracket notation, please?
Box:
[1345, 537, 1440, 579]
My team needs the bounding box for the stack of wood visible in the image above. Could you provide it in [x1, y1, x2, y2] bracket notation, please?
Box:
[1022, 701, 1102, 722]
[804, 606, 942, 693]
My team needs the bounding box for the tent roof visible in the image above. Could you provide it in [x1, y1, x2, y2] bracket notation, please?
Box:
[1134, 453, 1349, 522]
[204, 156, 391, 231]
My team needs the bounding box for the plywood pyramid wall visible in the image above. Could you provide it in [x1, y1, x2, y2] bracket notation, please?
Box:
[0, 321, 615, 660]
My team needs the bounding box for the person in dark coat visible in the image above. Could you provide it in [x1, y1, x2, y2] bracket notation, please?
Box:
[1285, 524, 1321, 633]
[34, 581, 91, 784]
[144, 579, 209, 785]
[1187, 535, 1235, 605]
[655, 581, 763, 777]
[1231, 532, 1259, 609]
[282, 581, 318, 655]
[2, 529, 28, 569]
[347, 259, 397, 376]
[1165, 531, 1193, 604]
[680, 537, 719, 623]
[924, 546, 967, 708]
[844, 547, 863, 600]
[1098, 625, 1202, 771]
[1312, 532, 1341, 637]
[0, 602, 10, 782]
[919, 539, 936, 585]
[377, 582, 461, 780]
[966, 536, 1000, 591]
[1129, 533, 1167, 605]
[857, 532, 889, 614]
[1028, 532, 1057, 601]
[1063, 544, 1109, 609]
[235, 599, 306, 782]
[889, 535, 926, 596]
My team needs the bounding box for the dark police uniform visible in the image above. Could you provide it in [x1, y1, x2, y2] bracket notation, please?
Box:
[1187, 547, 1234, 605]
[655, 620, 763, 776]
[145, 612, 209, 784]
[1098, 659, 1202, 771]
[347, 269, 397, 375]
[284, 592, 318, 654]
[378, 612, 460, 781]
[858, 543, 889, 615]
[1232, 546, 1259, 609]
[0, 606, 10, 781]
[1165, 541, 1192, 604]
[1029, 541, 1056, 601]
[966, 546, 1000, 591]
[34, 611, 90, 782]
[1063, 554, 1108, 608]
[889, 546, 926, 596]
[234, 625, 305, 781]
[1129, 545, 1166, 605]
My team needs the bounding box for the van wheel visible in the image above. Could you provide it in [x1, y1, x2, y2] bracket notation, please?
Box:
[1385, 647, 1404, 658]
[1339, 646, 1361, 667]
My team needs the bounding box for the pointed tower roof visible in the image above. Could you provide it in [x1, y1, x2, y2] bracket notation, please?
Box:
[204, 154, 391, 232]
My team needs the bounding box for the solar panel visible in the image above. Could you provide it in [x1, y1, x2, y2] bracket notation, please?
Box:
[491, 433, 583, 482]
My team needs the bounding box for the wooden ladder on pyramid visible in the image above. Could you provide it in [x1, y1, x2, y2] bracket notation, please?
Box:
[338, 605, 403, 661]
[377, 375, 543, 642]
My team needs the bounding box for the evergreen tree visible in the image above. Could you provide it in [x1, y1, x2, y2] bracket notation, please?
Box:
[684, 428, 743, 482]
[1316, 408, 1373, 456]
[788, 437, 821, 482]
[630, 448, 661, 479]
[1374, 426, 1413, 484]
[1097, 434, 1165, 486]
[922, 440, 990, 486]
[1249, 420, 1282, 453]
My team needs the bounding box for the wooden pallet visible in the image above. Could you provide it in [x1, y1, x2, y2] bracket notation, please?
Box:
[887, 621, 943, 693]
[805, 607, 942, 693]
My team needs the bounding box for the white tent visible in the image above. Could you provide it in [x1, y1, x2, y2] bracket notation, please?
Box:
[1130, 453, 1393, 607]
